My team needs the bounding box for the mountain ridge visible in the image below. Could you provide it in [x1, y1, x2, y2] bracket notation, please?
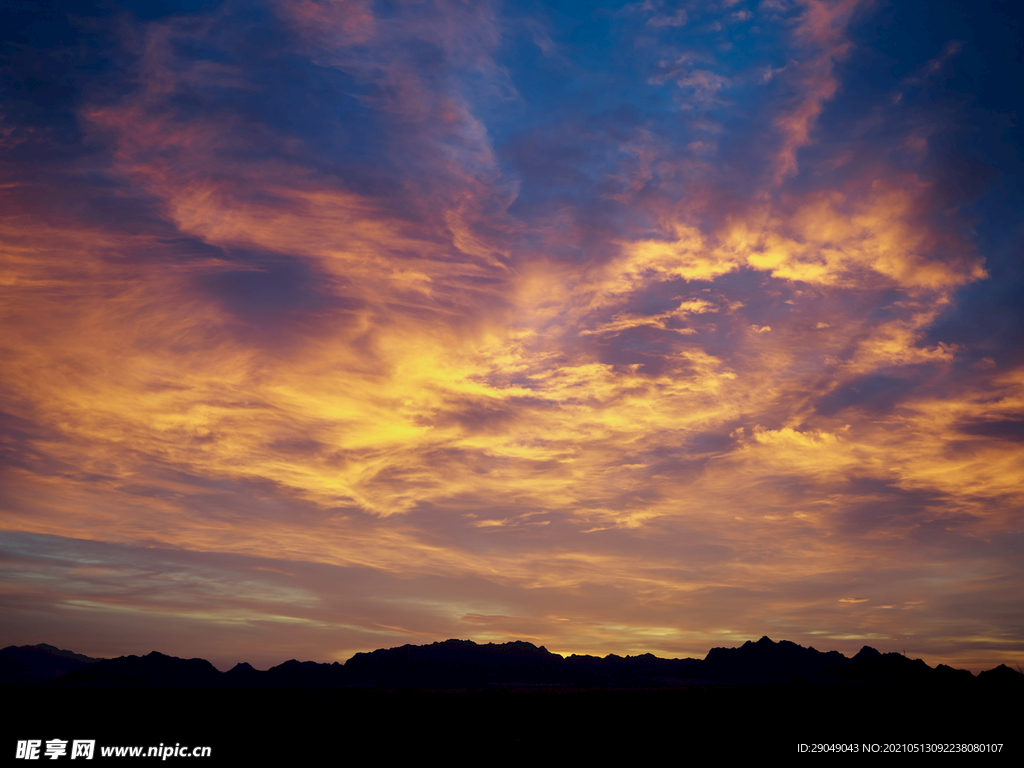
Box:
[4, 635, 1022, 689]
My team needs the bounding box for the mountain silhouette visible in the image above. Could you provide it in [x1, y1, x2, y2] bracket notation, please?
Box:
[52, 651, 222, 688]
[701, 635, 849, 684]
[0, 643, 103, 685]
[5, 636, 1019, 690]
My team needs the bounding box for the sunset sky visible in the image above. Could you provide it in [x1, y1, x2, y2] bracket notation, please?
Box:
[2, 0, 1022, 673]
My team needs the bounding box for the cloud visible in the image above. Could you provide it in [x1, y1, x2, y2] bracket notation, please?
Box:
[0, 0, 1021, 673]
[771, 0, 864, 183]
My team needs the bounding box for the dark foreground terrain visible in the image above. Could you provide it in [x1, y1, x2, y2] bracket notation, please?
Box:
[7, 685, 1017, 761]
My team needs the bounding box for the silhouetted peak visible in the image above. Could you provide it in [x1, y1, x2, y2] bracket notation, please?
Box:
[0, 643, 101, 685]
[977, 664, 1024, 687]
[433, 639, 471, 649]
[2, 644, 101, 663]
[273, 659, 320, 671]
[228, 662, 256, 673]
[934, 664, 975, 684]
[756, 636, 774, 645]
[991, 663, 1021, 675]
[500, 640, 541, 651]
[852, 646, 881, 661]
[49, 648, 222, 687]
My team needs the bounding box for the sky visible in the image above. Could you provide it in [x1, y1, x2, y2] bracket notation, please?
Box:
[1, 0, 1022, 673]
